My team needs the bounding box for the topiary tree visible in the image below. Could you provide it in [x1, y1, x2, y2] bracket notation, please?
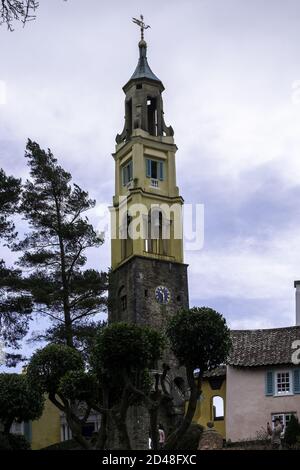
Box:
[26, 324, 165, 450]
[284, 415, 300, 448]
[26, 343, 95, 450]
[164, 307, 232, 449]
[92, 322, 165, 450]
[0, 373, 44, 434]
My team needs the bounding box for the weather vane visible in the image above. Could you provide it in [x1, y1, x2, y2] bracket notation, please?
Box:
[132, 14, 150, 41]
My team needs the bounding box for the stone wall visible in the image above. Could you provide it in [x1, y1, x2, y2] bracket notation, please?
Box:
[108, 255, 189, 449]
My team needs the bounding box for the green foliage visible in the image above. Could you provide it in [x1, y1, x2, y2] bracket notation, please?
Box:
[0, 432, 10, 450]
[12, 140, 107, 348]
[284, 415, 300, 447]
[0, 169, 31, 363]
[27, 344, 97, 450]
[0, 168, 21, 240]
[27, 344, 84, 394]
[93, 322, 164, 376]
[91, 322, 165, 412]
[0, 373, 44, 431]
[0, 432, 31, 450]
[176, 423, 204, 450]
[166, 307, 232, 371]
[59, 370, 99, 403]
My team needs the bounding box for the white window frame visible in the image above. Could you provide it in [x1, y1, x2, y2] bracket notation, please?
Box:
[274, 370, 293, 396]
[10, 421, 24, 435]
[271, 413, 295, 436]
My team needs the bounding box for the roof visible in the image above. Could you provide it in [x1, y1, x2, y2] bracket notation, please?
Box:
[124, 40, 162, 89]
[203, 366, 226, 378]
[228, 326, 300, 367]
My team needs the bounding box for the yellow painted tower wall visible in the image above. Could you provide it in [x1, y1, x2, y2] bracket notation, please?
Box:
[111, 129, 184, 269]
[192, 377, 226, 439]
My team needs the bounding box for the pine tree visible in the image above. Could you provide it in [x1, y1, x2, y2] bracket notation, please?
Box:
[0, 168, 32, 365]
[13, 140, 107, 349]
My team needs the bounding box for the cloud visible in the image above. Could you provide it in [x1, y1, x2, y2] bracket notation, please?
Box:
[1, 0, 300, 345]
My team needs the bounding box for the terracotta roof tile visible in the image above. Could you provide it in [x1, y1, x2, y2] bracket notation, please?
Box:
[228, 326, 300, 367]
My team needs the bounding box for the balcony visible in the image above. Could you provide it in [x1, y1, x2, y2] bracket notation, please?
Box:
[150, 178, 159, 188]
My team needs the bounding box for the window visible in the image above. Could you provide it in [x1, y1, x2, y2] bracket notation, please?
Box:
[147, 97, 157, 135]
[61, 414, 100, 442]
[10, 421, 24, 435]
[212, 396, 224, 421]
[82, 423, 96, 439]
[122, 160, 133, 186]
[144, 209, 169, 256]
[121, 213, 133, 260]
[121, 295, 127, 311]
[276, 371, 292, 395]
[271, 413, 295, 435]
[118, 286, 127, 311]
[265, 369, 300, 396]
[146, 158, 164, 181]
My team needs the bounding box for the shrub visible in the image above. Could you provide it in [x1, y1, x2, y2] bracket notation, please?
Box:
[176, 423, 204, 450]
[0, 432, 30, 450]
[41, 439, 81, 450]
[284, 415, 300, 448]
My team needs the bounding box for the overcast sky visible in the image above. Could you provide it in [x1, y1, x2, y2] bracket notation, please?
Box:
[1, 0, 300, 349]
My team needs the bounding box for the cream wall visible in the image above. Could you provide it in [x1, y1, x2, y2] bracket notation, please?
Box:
[226, 366, 300, 442]
[31, 398, 61, 449]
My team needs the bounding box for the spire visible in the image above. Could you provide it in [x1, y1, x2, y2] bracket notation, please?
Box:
[115, 16, 174, 143]
[128, 40, 161, 85]
[123, 14, 163, 91]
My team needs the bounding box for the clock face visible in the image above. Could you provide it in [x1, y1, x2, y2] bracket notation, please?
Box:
[155, 285, 170, 304]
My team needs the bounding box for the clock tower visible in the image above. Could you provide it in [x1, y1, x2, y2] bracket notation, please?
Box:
[108, 18, 189, 448]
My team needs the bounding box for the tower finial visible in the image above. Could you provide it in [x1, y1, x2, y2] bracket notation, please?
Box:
[132, 14, 150, 41]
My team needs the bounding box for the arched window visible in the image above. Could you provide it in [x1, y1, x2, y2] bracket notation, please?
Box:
[145, 208, 169, 256]
[121, 213, 133, 260]
[118, 286, 127, 312]
[147, 96, 157, 136]
[212, 396, 224, 421]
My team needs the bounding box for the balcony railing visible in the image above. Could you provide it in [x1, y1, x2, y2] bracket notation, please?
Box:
[150, 178, 159, 188]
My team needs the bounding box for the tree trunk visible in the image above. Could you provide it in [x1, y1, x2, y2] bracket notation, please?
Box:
[164, 367, 201, 450]
[53, 193, 74, 348]
[110, 411, 131, 450]
[95, 411, 107, 449]
[67, 418, 91, 450]
[149, 406, 159, 450]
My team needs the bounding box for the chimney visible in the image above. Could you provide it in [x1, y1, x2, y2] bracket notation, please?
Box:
[294, 280, 300, 326]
